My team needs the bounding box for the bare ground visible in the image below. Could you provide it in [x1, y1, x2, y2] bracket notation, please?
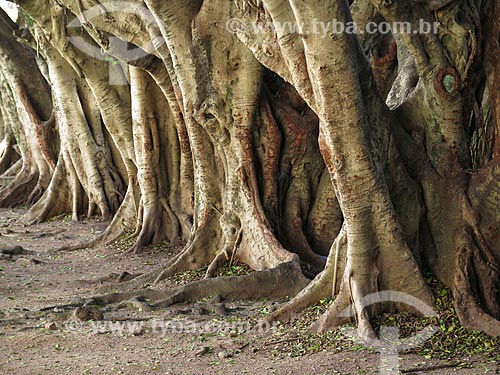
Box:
[0, 208, 498, 375]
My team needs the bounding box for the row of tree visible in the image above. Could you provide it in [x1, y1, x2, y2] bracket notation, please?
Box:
[0, 0, 498, 338]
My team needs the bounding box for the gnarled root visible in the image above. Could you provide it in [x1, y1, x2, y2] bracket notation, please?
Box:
[154, 261, 308, 308]
[90, 211, 221, 295]
[76, 261, 308, 314]
[268, 205, 433, 345]
[21, 157, 73, 224]
[0, 166, 38, 207]
[48, 181, 139, 252]
[310, 273, 377, 343]
[453, 230, 500, 337]
[265, 227, 346, 324]
[0, 141, 19, 175]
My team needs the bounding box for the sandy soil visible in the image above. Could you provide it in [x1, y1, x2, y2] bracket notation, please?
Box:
[0, 208, 498, 375]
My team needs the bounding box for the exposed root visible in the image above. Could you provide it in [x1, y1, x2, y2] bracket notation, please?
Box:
[0, 245, 35, 256]
[270, 212, 432, 345]
[152, 261, 308, 308]
[26, 183, 44, 205]
[282, 214, 326, 274]
[454, 233, 500, 337]
[205, 227, 242, 278]
[21, 159, 72, 224]
[0, 167, 38, 207]
[461, 194, 499, 275]
[471, 246, 500, 317]
[76, 271, 141, 285]
[332, 226, 347, 295]
[126, 188, 181, 255]
[73, 305, 104, 321]
[1, 158, 22, 177]
[265, 228, 345, 324]
[86, 288, 168, 306]
[305, 169, 342, 256]
[53, 261, 308, 322]
[307, 269, 378, 344]
[89, 213, 221, 295]
[153, 213, 221, 284]
[309, 277, 352, 331]
[114, 297, 152, 313]
[205, 250, 230, 279]
[152, 242, 213, 284]
[50, 183, 139, 252]
[93, 270, 165, 294]
[0, 141, 19, 175]
[116, 271, 139, 283]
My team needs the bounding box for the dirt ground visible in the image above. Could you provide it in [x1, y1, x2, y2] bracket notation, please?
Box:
[0, 208, 498, 375]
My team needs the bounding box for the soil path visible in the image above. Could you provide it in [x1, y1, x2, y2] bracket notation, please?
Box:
[0, 208, 498, 375]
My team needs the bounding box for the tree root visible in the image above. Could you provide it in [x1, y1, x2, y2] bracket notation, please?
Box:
[153, 261, 308, 308]
[309, 277, 356, 332]
[1, 158, 22, 178]
[0, 141, 19, 175]
[205, 227, 242, 279]
[269, 212, 433, 345]
[453, 234, 500, 337]
[114, 297, 152, 313]
[70, 261, 309, 315]
[86, 288, 167, 306]
[267, 218, 380, 344]
[91, 229, 210, 295]
[0, 167, 38, 207]
[21, 158, 72, 224]
[282, 215, 326, 275]
[0, 245, 35, 256]
[70, 210, 221, 296]
[304, 169, 342, 256]
[126, 197, 183, 253]
[49, 182, 139, 252]
[75, 271, 141, 286]
[153, 212, 222, 284]
[152, 240, 213, 284]
[205, 250, 231, 279]
[265, 228, 345, 324]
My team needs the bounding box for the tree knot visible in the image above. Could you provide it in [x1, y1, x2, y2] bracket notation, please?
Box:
[434, 66, 460, 97]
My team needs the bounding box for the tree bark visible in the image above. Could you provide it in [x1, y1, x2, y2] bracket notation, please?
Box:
[1, 0, 498, 338]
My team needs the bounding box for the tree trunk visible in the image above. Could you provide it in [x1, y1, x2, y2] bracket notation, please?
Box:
[1, 0, 498, 338]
